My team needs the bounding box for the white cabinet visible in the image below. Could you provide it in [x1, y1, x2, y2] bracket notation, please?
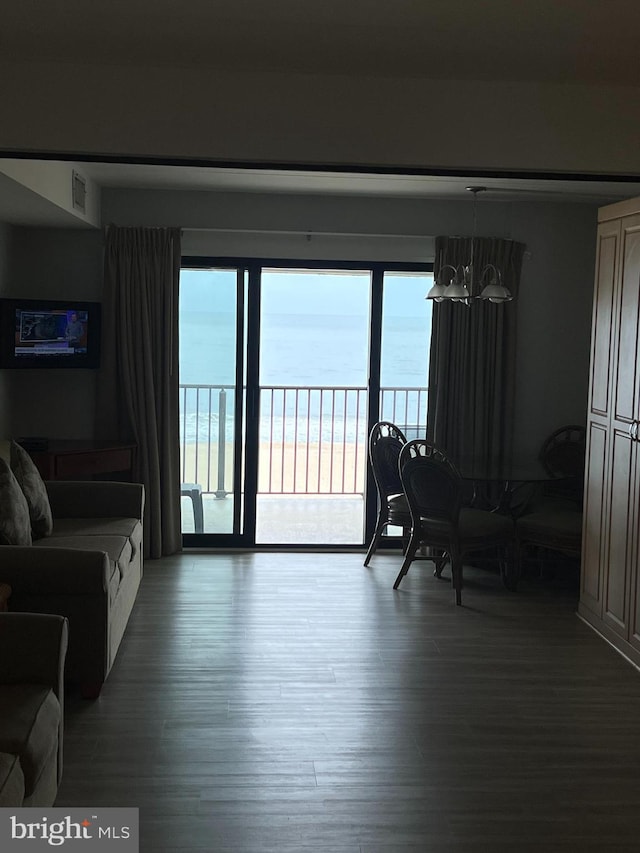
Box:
[579, 201, 640, 665]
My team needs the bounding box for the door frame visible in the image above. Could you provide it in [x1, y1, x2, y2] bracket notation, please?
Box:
[180, 256, 433, 549]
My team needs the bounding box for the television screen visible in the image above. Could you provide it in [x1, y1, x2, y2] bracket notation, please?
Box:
[0, 298, 101, 368]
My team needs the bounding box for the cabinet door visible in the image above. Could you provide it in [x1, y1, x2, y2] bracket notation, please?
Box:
[582, 207, 640, 659]
[628, 444, 640, 653]
[602, 427, 636, 639]
[613, 215, 640, 428]
[580, 421, 608, 616]
[588, 219, 620, 421]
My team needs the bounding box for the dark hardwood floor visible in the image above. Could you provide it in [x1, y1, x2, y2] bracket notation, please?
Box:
[56, 552, 640, 852]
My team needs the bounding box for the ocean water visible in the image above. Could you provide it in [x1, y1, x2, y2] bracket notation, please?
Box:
[178, 270, 432, 443]
[179, 311, 430, 387]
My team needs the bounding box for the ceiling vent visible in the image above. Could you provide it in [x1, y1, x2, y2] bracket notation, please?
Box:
[72, 170, 87, 214]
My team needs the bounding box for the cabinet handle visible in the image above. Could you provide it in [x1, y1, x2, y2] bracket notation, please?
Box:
[630, 422, 634, 438]
[635, 421, 640, 441]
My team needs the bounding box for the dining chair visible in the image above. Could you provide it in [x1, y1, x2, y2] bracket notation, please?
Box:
[394, 440, 517, 604]
[363, 421, 412, 566]
[538, 424, 586, 506]
[516, 509, 583, 574]
[516, 424, 585, 576]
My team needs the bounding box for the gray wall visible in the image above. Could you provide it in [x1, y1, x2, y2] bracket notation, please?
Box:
[0, 224, 11, 436]
[511, 203, 596, 457]
[105, 187, 599, 459]
[5, 228, 103, 439]
[2, 190, 598, 460]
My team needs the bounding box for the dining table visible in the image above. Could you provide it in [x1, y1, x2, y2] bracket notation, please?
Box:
[455, 458, 581, 517]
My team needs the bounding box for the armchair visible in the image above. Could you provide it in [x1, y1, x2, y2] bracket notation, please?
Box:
[0, 613, 68, 806]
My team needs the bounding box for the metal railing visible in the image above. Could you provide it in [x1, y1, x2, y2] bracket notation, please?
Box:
[179, 383, 428, 497]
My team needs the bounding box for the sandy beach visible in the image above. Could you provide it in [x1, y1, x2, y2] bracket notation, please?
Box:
[181, 439, 368, 495]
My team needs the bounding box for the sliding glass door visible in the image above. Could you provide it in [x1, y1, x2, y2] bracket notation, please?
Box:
[179, 259, 432, 547]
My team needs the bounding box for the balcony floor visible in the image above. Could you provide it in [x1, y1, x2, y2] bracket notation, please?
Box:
[182, 493, 369, 545]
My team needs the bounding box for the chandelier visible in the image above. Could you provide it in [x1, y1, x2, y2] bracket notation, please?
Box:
[426, 187, 513, 305]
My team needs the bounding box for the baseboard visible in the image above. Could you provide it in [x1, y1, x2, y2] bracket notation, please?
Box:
[577, 606, 640, 673]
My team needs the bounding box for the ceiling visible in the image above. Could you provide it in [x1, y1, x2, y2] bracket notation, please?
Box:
[3, 0, 640, 223]
[3, 159, 640, 229]
[3, 0, 640, 86]
[83, 163, 640, 203]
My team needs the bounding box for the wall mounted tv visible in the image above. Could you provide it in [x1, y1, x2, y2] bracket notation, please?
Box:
[0, 298, 101, 368]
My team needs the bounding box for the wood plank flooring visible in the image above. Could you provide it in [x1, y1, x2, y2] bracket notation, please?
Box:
[56, 552, 640, 852]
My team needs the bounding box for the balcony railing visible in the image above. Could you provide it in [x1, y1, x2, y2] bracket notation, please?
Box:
[179, 384, 428, 497]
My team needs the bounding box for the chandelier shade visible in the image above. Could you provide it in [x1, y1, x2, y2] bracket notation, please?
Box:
[426, 187, 524, 305]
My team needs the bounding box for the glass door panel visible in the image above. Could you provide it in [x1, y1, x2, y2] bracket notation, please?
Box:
[257, 268, 371, 545]
[380, 272, 433, 435]
[178, 268, 244, 536]
[378, 271, 433, 536]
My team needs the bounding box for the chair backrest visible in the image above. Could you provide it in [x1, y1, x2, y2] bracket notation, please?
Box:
[539, 425, 586, 478]
[369, 421, 407, 500]
[539, 425, 586, 506]
[399, 440, 463, 528]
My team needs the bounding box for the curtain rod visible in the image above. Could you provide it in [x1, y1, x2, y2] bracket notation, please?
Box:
[184, 227, 431, 240]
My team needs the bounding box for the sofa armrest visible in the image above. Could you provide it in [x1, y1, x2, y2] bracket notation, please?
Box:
[45, 481, 145, 521]
[0, 613, 68, 697]
[0, 546, 111, 595]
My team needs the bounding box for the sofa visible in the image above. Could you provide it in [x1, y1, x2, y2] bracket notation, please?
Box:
[0, 612, 68, 806]
[0, 440, 144, 698]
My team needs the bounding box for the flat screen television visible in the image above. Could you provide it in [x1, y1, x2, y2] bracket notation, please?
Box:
[0, 298, 101, 368]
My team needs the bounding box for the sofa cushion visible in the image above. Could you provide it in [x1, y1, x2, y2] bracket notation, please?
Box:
[0, 752, 25, 807]
[0, 459, 32, 546]
[49, 517, 142, 574]
[34, 533, 132, 582]
[10, 441, 53, 540]
[0, 685, 59, 798]
[51, 517, 142, 556]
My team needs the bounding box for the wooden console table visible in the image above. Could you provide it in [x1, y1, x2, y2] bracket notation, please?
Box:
[27, 440, 136, 482]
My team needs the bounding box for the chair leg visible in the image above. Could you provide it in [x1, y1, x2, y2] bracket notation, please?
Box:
[401, 526, 411, 556]
[450, 548, 463, 605]
[496, 542, 518, 591]
[497, 545, 508, 587]
[393, 531, 419, 589]
[432, 549, 448, 578]
[503, 541, 520, 591]
[193, 491, 204, 534]
[364, 514, 387, 566]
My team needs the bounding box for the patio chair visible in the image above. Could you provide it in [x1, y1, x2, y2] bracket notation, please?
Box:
[181, 483, 204, 533]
